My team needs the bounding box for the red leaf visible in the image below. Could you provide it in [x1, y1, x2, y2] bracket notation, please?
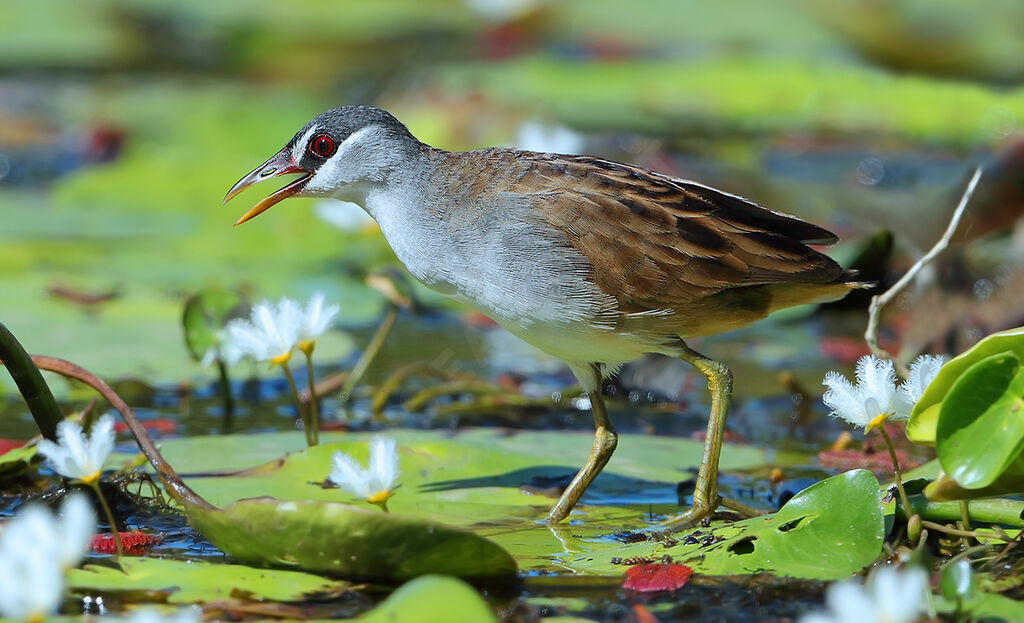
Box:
[817, 448, 919, 474]
[91, 531, 161, 555]
[113, 418, 176, 435]
[622, 563, 693, 592]
[0, 439, 26, 456]
[631, 603, 659, 623]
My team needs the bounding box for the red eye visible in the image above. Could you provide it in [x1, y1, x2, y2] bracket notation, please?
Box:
[309, 134, 335, 157]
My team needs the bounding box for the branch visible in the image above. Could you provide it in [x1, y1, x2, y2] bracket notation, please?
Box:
[864, 166, 984, 373]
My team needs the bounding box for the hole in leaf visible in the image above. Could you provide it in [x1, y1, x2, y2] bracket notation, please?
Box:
[778, 516, 807, 533]
[728, 536, 756, 555]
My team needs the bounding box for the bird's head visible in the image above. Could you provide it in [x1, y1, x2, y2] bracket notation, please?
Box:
[224, 106, 420, 225]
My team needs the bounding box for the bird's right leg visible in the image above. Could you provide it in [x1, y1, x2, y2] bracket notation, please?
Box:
[546, 362, 617, 524]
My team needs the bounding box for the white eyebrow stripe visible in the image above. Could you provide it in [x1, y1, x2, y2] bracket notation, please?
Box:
[293, 125, 318, 156]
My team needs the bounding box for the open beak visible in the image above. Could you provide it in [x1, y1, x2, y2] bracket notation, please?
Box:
[223, 148, 310, 226]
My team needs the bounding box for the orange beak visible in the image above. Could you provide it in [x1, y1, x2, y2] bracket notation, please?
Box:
[223, 148, 310, 226]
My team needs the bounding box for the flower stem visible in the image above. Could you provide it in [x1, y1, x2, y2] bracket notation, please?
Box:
[302, 349, 320, 446]
[89, 481, 123, 558]
[878, 426, 912, 518]
[340, 304, 398, 406]
[281, 364, 314, 447]
[216, 359, 234, 434]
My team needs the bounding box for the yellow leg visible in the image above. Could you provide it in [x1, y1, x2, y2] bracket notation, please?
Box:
[661, 342, 733, 533]
[547, 364, 617, 523]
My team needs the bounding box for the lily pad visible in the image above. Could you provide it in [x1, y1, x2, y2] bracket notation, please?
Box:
[936, 352, 1024, 490]
[570, 470, 884, 580]
[181, 289, 248, 363]
[67, 558, 345, 604]
[909, 327, 1024, 445]
[185, 497, 517, 582]
[356, 575, 498, 623]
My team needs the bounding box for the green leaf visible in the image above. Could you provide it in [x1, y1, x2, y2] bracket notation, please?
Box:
[67, 558, 345, 604]
[570, 470, 884, 579]
[909, 327, 1024, 445]
[185, 497, 517, 582]
[936, 352, 1024, 489]
[356, 575, 498, 623]
[181, 289, 247, 363]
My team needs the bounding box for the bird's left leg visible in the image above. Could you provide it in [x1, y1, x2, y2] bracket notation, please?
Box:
[661, 342, 734, 533]
[547, 363, 617, 524]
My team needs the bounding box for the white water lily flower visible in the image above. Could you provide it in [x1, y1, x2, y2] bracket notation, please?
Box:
[127, 606, 202, 623]
[199, 328, 245, 368]
[823, 355, 907, 429]
[0, 495, 96, 620]
[37, 414, 116, 484]
[801, 565, 928, 623]
[226, 297, 303, 365]
[328, 437, 400, 508]
[296, 292, 340, 352]
[900, 355, 946, 405]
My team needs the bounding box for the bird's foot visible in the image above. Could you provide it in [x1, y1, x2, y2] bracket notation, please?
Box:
[658, 499, 717, 534]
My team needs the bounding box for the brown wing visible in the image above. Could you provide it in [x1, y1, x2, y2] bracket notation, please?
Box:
[501, 152, 845, 314]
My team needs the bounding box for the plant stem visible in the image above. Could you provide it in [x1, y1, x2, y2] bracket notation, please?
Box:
[878, 426, 912, 516]
[0, 321, 63, 441]
[302, 350, 320, 446]
[340, 304, 398, 405]
[216, 359, 235, 434]
[89, 481, 124, 558]
[899, 495, 1024, 528]
[920, 520, 1015, 543]
[31, 355, 213, 510]
[280, 364, 313, 447]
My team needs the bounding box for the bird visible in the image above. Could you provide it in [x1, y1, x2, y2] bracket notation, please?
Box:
[224, 105, 863, 531]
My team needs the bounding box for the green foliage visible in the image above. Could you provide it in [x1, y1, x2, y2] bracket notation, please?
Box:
[908, 327, 1024, 445]
[571, 470, 885, 579]
[935, 352, 1024, 490]
[181, 288, 248, 363]
[185, 497, 517, 582]
[67, 558, 346, 603]
[356, 575, 498, 623]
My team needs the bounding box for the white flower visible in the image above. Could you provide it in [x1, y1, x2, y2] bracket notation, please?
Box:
[55, 494, 96, 569]
[329, 437, 400, 507]
[515, 120, 585, 155]
[314, 200, 376, 233]
[37, 414, 116, 484]
[296, 292, 340, 347]
[0, 494, 96, 620]
[823, 355, 908, 428]
[225, 297, 303, 364]
[126, 606, 202, 623]
[801, 565, 928, 623]
[199, 328, 244, 368]
[900, 355, 946, 405]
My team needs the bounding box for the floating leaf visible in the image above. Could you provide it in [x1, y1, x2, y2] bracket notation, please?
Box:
[909, 327, 1024, 445]
[622, 563, 693, 592]
[935, 352, 1024, 490]
[572, 470, 884, 580]
[67, 557, 345, 604]
[356, 575, 498, 623]
[90, 531, 161, 556]
[185, 497, 517, 582]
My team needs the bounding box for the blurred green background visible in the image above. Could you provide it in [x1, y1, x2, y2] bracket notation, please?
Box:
[2, 0, 1023, 386]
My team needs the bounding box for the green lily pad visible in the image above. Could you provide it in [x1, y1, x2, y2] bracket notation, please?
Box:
[936, 352, 1024, 490]
[67, 558, 345, 604]
[356, 575, 498, 623]
[185, 497, 516, 582]
[570, 470, 884, 579]
[909, 327, 1024, 445]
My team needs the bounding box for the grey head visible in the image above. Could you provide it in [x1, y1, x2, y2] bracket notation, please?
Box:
[224, 106, 426, 225]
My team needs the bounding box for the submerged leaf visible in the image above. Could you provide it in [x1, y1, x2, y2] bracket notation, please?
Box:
[622, 563, 693, 592]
